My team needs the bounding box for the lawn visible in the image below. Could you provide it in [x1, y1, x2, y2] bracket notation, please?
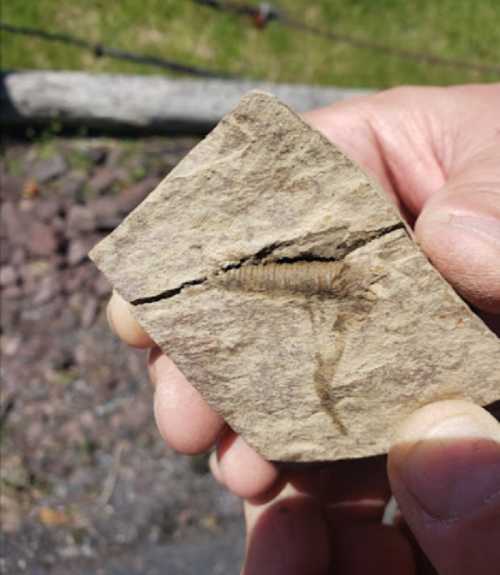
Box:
[2, 0, 500, 87]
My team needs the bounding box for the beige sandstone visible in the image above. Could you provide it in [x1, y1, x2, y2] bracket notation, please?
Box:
[90, 91, 500, 462]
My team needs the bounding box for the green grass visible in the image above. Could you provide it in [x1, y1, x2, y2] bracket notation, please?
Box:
[2, 0, 499, 87]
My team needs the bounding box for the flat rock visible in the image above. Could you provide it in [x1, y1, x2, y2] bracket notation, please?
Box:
[33, 274, 60, 305]
[0, 174, 23, 200]
[90, 91, 500, 462]
[88, 168, 117, 196]
[67, 238, 92, 267]
[66, 205, 96, 235]
[80, 295, 98, 328]
[36, 199, 62, 223]
[90, 199, 122, 230]
[28, 221, 57, 257]
[32, 154, 67, 183]
[60, 172, 86, 200]
[0, 265, 18, 287]
[85, 145, 108, 165]
[1, 202, 28, 246]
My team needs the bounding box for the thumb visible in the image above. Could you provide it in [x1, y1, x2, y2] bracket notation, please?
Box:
[388, 400, 500, 575]
[415, 142, 500, 314]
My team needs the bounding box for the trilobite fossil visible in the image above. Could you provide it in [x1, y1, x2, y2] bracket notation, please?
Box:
[215, 261, 345, 295]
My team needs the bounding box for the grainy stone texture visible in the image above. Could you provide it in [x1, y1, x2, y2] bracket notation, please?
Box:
[90, 91, 500, 462]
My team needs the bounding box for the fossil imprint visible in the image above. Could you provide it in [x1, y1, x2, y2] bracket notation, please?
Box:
[215, 261, 345, 295]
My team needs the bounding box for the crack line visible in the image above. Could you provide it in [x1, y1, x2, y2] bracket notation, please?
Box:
[131, 277, 207, 305]
[131, 221, 405, 305]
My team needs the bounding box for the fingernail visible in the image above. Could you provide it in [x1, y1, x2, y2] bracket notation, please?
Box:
[401, 413, 500, 519]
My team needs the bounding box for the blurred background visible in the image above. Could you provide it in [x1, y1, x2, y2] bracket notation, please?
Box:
[1, 1, 499, 574]
[3, 0, 500, 85]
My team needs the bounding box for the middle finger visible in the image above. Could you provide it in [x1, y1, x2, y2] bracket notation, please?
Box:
[149, 348, 225, 454]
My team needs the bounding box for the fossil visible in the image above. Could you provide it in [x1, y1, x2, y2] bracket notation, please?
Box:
[90, 90, 500, 462]
[215, 260, 345, 295]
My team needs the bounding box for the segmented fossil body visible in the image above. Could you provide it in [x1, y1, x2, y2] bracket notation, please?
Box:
[217, 261, 345, 295]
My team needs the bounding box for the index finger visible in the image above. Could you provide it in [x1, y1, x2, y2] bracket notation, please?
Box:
[106, 290, 155, 348]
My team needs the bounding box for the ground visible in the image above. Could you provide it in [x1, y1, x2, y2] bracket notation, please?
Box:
[3, 0, 500, 87]
[0, 136, 244, 574]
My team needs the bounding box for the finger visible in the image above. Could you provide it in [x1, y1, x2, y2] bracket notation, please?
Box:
[151, 350, 225, 454]
[388, 400, 500, 575]
[415, 143, 500, 313]
[329, 524, 416, 575]
[289, 454, 391, 505]
[288, 456, 392, 525]
[242, 485, 416, 575]
[107, 290, 155, 348]
[242, 485, 332, 575]
[216, 429, 279, 500]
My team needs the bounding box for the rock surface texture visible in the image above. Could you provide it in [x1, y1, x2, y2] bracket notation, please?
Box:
[90, 91, 500, 462]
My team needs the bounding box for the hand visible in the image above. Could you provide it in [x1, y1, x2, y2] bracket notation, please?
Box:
[107, 84, 500, 574]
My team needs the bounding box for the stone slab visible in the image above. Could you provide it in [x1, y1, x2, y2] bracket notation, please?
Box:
[90, 91, 500, 462]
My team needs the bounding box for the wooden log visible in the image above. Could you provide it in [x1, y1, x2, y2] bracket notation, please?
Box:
[0, 71, 370, 133]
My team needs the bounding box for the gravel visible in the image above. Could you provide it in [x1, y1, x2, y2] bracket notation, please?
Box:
[1, 136, 244, 575]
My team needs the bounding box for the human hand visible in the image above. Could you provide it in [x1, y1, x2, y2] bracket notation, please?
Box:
[107, 84, 500, 574]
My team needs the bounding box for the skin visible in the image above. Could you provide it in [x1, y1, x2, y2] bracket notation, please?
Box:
[107, 84, 500, 574]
